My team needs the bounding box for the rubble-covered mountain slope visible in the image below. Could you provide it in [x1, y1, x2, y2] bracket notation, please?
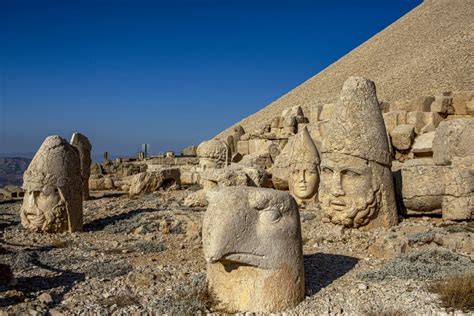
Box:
[217, 0, 474, 138]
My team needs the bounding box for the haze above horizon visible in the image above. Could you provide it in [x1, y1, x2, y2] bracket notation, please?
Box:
[0, 0, 421, 158]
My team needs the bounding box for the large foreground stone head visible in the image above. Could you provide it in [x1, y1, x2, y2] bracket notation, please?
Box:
[289, 126, 320, 204]
[319, 77, 397, 229]
[20, 136, 83, 233]
[70, 132, 92, 200]
[197, 139, 230, 170]
[203, 186, 304, 312]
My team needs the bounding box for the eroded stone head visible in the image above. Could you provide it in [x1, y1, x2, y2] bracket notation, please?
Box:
[196, 139, 230, 170]
[70, 132, 92, 200]
[203, 186, 304, 312]
[319, 77, 397, 229]
[289, 127, 320, 204]
[20, 135, 83, 233]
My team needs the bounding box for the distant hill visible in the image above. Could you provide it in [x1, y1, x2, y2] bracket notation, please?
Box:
[0, 157, 31, 187]
[217, 0, 474, 138]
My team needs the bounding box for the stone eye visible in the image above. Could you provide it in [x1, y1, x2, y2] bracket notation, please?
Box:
[322, 167, 333, 174]
[259, 209, 282, 224]
[343, 170, 360, 177]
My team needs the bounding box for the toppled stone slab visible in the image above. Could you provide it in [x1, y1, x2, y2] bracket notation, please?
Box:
[412, 131, 435, 155]
[128, 169, 181, 196]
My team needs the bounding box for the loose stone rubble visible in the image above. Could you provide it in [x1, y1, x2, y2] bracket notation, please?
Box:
[19, 135, 83, 233]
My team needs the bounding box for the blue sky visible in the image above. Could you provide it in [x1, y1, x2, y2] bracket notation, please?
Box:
[0, 0, 421, 157]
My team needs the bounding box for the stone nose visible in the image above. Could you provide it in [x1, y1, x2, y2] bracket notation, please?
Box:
[331, 172, 345, 197]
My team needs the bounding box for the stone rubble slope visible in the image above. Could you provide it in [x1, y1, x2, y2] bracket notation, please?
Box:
[217, 0, 474, 139]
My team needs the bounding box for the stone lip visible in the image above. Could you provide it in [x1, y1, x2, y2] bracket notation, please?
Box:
[207, 252, 267, 268]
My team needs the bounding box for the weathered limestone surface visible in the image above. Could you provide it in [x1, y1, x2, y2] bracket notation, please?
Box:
[399, 159, 445, 213]
[200, 164, 271, 190]
[89, 175, 115, 191]
[20, 136, 83, 233]
[412, 131, 435, 155]
[181, 145, 197, 157]
[288, 127, 320, 205]
[392, 96, 434, 112]
[442, 157, 474, 220]
[70, 132, 92, 200]
[128, 169, 181, 196]
[203, 186, 304, 312]
[432, 118, 474, 165]
[320, 77, 397, 229]
[390, 124, 415, 151]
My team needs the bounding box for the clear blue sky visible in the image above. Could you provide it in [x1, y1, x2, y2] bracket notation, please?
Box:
[0, 0, 421, 157]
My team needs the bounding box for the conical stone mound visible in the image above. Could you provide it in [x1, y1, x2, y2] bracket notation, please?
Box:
[217, 0, 473, 138]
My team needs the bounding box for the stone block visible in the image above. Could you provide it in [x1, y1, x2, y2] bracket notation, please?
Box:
[442, 157, 474, 220]
[452, 91, 474, 115]
[237, 140, 249, 156]
[432, 119, 474, 165]
[390, 124, 415, 150]
[411, 131, 435, 154]
[383, 110, 407, 134]
[399, 158, 445, 212]
[406, 111, 443, 134]
[430, 96, 454, 114]
[392, 96, 434, 112]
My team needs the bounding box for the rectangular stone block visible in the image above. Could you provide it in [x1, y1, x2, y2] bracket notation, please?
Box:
[383, 111, 407, 134]
[431, 96, 454, 114]
[392, 96, 434, 112]
[248, 139, 272, 155]
[411, 131, 435, 154]
[452, 91, 474, 115]
[319, 103, 335, 121]
[237, 140, 249, 156]
[406, 111, 443, 134]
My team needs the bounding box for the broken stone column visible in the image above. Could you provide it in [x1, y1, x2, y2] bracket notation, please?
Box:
[20, 136, 83, 233]
[203, 186, 304, 312]
[70, 132, 92, 200]
[319, 77, 398, 229]
[288, 126, 320, 205]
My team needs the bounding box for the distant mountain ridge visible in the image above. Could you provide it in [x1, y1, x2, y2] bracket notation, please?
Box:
[0, 157, 31, 187]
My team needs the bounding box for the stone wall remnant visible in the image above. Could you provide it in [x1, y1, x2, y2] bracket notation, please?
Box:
[70, 132, 92, 200]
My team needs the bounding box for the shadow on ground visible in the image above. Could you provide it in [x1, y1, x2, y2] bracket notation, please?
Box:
[0, 248, 85, 308]
[84, 207, 157, 232]
[304, 252, 359, 296]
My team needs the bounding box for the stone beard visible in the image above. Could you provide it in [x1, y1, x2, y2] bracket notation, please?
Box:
[20, 186, 69, 232]
[319, 153, 384, 228]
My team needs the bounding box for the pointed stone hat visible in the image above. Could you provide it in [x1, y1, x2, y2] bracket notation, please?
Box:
[290, 126, 320, 165]
[321, 76, 391, 166]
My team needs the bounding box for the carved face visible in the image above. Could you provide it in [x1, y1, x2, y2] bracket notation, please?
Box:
[20, 186, 68, 233]
[203, 187, 302, 270]
[289, 162, 319, 201]
[319, 153, 379, 227]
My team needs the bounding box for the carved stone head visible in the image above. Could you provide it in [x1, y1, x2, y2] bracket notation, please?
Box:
[319, 77, 397, 229]
[196, 139, 230, 170]
[203, 186, 304, 312]
[289, 126, 320, 204]
[70, 132, 92, 200]
[20, 136, 83, 233]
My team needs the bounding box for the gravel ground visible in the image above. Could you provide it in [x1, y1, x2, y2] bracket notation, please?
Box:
[1, 189, 473, 315]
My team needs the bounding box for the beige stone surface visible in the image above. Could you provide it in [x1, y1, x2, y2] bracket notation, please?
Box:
[399, 158, 445, 213]
[217, 0, 473, 138]
[430, 95, 454, 114]
[390, 124, 415, 151]
[128, 169, 181, 197]
[70, 132, 92, 200]
[392, 96, 434, 112]
[20, 135, 83, 233]
[442, 157, 474, 220]
[197, 140, 230, 170]
[319, 77, 397, 229]
[432, 118, 474, 165]
[288, 127, 320, 205]
[383, 110, 407, 134]
[411, 131, 436, 154]
[406, 111, 443, 135]
[203, 186, 304, 312]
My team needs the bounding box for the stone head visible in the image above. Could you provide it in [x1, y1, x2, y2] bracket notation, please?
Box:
[289, 127, 320, 203]
[197, 139, 230, 170]
[203, 186, 304, 312]
[20, 135, 83, 233]
[319, 76, 397, 229]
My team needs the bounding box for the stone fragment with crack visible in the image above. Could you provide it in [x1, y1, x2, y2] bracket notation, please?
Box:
[203, 186, 304, 312]
[319, 76, 397, 229]
[20, 135, 83, 233]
